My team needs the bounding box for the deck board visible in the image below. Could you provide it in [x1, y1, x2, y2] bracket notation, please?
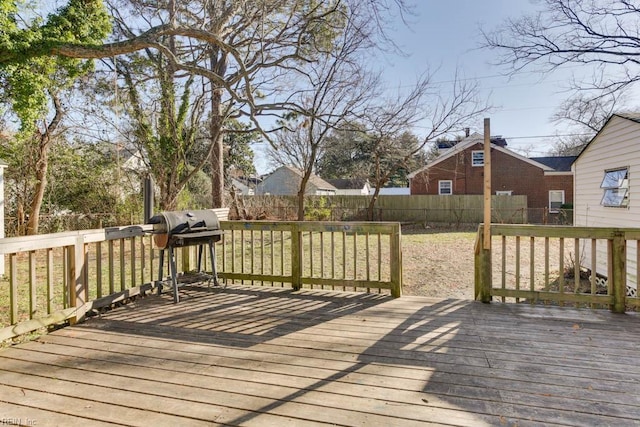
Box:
[1, 284, 640, 426]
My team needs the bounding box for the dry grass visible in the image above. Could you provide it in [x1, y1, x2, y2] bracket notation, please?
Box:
[401, 226, 478, 299]
[401, 225, 569, 300]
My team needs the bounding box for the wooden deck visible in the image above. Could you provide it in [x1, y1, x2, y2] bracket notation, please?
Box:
[1, 284, 640, 426]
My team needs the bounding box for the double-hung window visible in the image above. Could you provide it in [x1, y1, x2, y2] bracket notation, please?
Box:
[439, 180, 452, 195]
[549, 190, 564, 213]
[471, 150, 484, 167]
[600, 168, 629, 207]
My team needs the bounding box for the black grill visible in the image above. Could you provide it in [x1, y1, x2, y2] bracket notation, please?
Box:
[148, 209, 223, 303]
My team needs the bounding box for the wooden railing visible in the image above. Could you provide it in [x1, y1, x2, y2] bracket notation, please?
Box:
[213, 221, 402, 296]
[0, 219, 402, 342]
[0, 224, 157, 342]
[475, 224, 640, 313]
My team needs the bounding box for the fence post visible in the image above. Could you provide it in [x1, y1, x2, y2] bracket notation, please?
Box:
[291, 223, 302, 290]
[69, 236, 88, 324]
[390, 223, 402, 298]
[474, 225, 492, 303]
[609, 231, 626, 313]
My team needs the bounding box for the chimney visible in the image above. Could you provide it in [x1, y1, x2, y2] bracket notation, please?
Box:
[464, 127, 470, 137]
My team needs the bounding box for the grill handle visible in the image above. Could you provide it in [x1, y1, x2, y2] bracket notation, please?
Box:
[186, 217, 207, 231]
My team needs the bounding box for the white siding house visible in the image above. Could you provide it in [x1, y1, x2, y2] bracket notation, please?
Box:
[573, 113, 640, 295]
[257, 165, 337, 196]
[371, 187, 410, 196]
[326, 179, 370, 196]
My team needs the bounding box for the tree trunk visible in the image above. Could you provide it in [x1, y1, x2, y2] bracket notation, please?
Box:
[367, 158, 387, 221]
[25, 149, 48, 235]
[25, 93, 64, 235]
[209, 37, 227, 209]
[366, 186, 380, 221]
[158, 188, 178, 211]
[17, 201, 25, 236]
[297, 171, 312, 221]
[210, 88, 225, 208]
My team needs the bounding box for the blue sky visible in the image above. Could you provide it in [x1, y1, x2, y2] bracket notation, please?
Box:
[254, 1, 600, 174]
[383, 0, 581, 156]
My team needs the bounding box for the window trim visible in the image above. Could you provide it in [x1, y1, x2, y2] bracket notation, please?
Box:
[600, 167, 629, 208]
[438, 180, 453, 195]
[471, 150, 484, 167]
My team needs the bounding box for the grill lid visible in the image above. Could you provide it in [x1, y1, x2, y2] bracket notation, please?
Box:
[149, 209, 222, 248]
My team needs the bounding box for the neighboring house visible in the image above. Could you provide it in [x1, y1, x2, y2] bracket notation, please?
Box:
[231, 176, 261, 195]
[408, 133, 575, 221]
[116, 147, 148, 197]
[121, 148, 146, 173]
[326, 178, 371, 195]
[572, 113, 640, 295]
[257, 165, 337, 196]
[371, 187, 410, 196]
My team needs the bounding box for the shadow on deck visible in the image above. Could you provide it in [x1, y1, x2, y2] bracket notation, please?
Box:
[1, 284, 640, 426]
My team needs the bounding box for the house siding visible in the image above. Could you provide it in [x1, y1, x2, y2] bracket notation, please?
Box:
[574, 116, 640, 226]
[257, 168, 302, 195]
[336, 189, 369, 196]
[573, 115, 640, 292]
[410, 143, 573, 215]
[257, 166, 336, 196]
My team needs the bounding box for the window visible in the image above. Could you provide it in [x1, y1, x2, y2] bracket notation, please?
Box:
[439, 180, 452, 195]
[600, 168, 629, 207]
[549, 190, 564, 213]
[496, 190, 512, 196]
[471, 150, 484, 167]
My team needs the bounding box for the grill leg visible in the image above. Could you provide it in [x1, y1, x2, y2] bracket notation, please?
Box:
[157, 249, 165, 295]
[197, 244, 204, 272]
[208, 241, 219, 287]
[169, 246, 179, 303]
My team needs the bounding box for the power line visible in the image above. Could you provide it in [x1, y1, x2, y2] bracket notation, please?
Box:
[504, 133, 592, 140]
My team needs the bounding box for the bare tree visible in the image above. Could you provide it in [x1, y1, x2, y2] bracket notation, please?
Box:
[265, 1, 386, 220]
[362, 69, 489, 219]
[2, 0, 412, 208]
[548, 91, 624, 155]
[482, 0, 640, 99]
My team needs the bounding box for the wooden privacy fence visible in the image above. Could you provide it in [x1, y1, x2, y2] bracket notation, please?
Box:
[0, 219, 402, 342]
[475, 224, 640, 313]
[239, 195, 529, 223]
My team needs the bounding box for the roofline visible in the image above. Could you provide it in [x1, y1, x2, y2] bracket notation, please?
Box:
[574, 113, 640, 162]
[408, 134, 553, 178]
[408, 133, 484, 178]
[543, 171, 573, 176]
[278, 165, 338, 191]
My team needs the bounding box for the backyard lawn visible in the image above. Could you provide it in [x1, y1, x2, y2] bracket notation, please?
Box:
[401, 226, 477, 299]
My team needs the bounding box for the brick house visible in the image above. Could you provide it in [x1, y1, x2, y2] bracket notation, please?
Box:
[408, 133, 575, 222]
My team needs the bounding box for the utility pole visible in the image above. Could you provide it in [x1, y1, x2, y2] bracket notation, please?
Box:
[483, 118, 491, 250]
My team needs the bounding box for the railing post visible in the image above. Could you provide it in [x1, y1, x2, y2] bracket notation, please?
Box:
[181, 246, 192, 273]
[69, 236, 88, 324]
[474, 225, 492, 303]
[609, 231, 626, 313]
[390, 223, 402, 298]
[291, 222, 302, 291]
